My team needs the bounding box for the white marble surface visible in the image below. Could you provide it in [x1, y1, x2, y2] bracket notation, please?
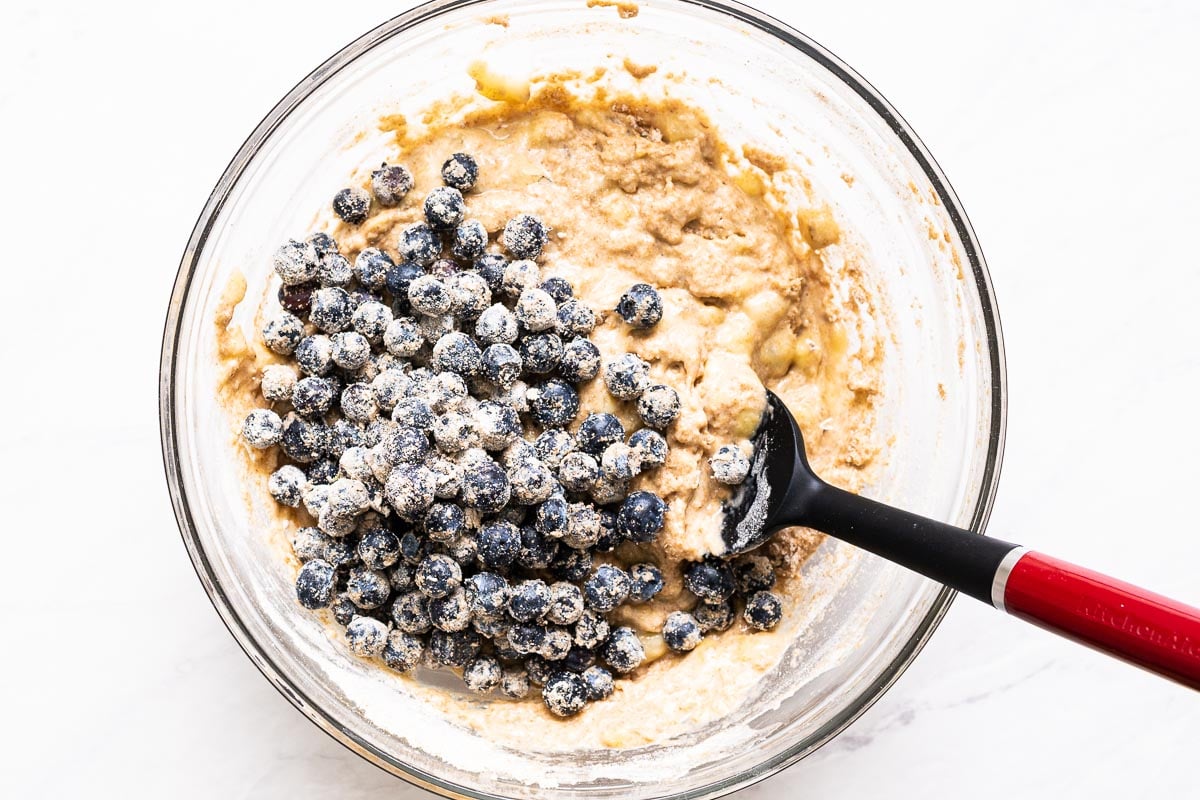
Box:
[4, 0, 1199, 796]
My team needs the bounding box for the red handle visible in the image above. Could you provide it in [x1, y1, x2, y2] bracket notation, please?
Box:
[1002, 550, 1200, 689]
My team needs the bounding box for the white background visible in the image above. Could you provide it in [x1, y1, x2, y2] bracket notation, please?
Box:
[3, 0, 1198, 797]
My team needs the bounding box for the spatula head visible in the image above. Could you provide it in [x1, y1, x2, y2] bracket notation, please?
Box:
[719, 390, 812, 555]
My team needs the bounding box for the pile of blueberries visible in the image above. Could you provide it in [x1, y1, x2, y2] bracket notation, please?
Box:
[240, 152, 783, 717]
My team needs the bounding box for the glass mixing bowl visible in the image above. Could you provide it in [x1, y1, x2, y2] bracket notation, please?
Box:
[159, 0, 1005, 797]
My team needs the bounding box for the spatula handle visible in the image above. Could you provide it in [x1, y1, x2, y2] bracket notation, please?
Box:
[996, 549, 1200, 690]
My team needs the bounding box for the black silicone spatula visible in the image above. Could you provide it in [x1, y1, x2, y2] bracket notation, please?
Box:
[720, 390, 1200, 689]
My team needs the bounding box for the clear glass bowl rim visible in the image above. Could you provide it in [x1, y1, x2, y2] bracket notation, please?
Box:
[158, 0, 1008, 796]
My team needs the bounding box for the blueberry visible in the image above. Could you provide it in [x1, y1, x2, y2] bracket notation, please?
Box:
[733, 554, 777, 595]
[391, 590, 433, 633]
[557, 451, 599, 493]
[430, 588, 473, 632]
[357, 528, 401, 570]
[380, 318, 421, 359]
[427, 455, 463, 499]
[330, 332, 370, 372]
[421, 502, 464, 543]
[345, 616, 389, 657]
[573, 609, 610, 650]
[339, 383, 378, 424]
[347, 566, 392, 609]
[459, 655, 501, 695]
[629, 428, 668, 470]
[660, 613, 702, 654]
[500, 667, 531, 699]
[441, 152, 479, 191]
[539, 276, 573, 303]
[323, 537, 358, 569]
[471, 401, 518, 450]
[424, 186, 465, 229]
[529, 431, 571, 470]
[291, 526, 330, 561]
[508, 622, 547, 656]
[464, 572, 510, 619]
[603, 353, 650, 400]
[308, 231, 338, 258]
[475, 304, 519, 345]
[444, 532, 479, 566]
[445, 271, 491, 322]
[526, 379, 579, 428]
[429, 332, 481, 377]
[384, 464, 437, 520]
[391, 397, 435, 429]
[594, 510, 620, 553]
[562, 503, 601, 549]
[541, 626, 573, 661]
[388, 560, 415, 593]
[551, 547, 592, 583]
[262, 312, 305, 355]
[503, 214, 548, 259]
[273, 239, 319, 286]
[379, 424, 431, 466]
[616, 491, 666, 543]
[317, 251, 353, 287]
[541, 670, 588, 716]
[515, 288, 557, 332]
[636, 384, 681, 430]
[601, 626, 645, 674]
[309, 287, 352, 333]
[525, 654, 554, 686]
[432, 411, 479, 453]
[555, 338, 599, 384]
[473, 615, 511, 641]
[426, 371, 468, 412]
[628, 563, 664, 603]
[517, 525, 559, 569]
[481, 343, 522, 387]
[576, 412, 624, 455]
[349, 248, 390, 292]
[537, 496, 568, 542]
[385, 262, 427, 312]
[460, 459, 511, 513]
[503, 579, 549, 623]
[333, 187, 371, 224]
[709, 444, 751, 485]
[474, 253, 509, 293]
[616, 283, 663, 329]
[429, 628, 482, 667]
[684, 560, 735, 602]
[555, 299, 596, 338]
[583, 564, 631, 612]
[414, 553, 462, 599]
[408, 275, 452, 316]
[371, 163, 414, 206]
[744, 590, 784, 631]
[477, 520, 521, 569]
[295, 559, 336, 609]
[501, 259, 541, 297]
[519, 333, 563, 374]
[241, 408, 283, 448]
[563, 645, 596, 673]
[350, 300, 393, 342]
[306, 458, 339, 486]
[398, 531, 425, 564]
[398, 223, 441, 266]
[694, 599, 735, 633]
[330, 593, 358, 626]
[581, 666, 614, 701]
[329, 418, 366, 457]
[600, 442, 638, 482]
[546, 581, 585, 625]
[292, 377, 334, 418]
[382, 630, 425, 672]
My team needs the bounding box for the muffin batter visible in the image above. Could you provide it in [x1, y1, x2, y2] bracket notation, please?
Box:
[216, 79, 884, 748]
